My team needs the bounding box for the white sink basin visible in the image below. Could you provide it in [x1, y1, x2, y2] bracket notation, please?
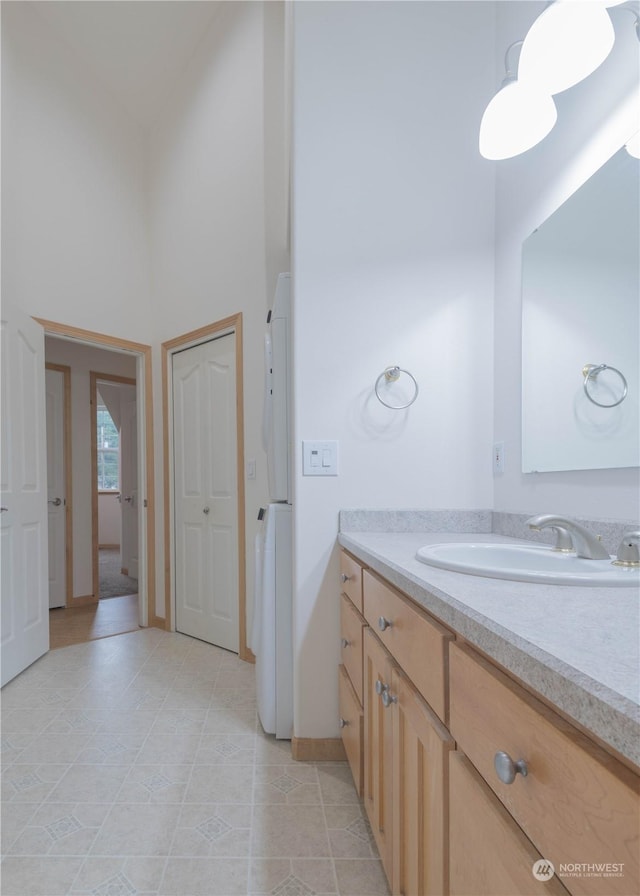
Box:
[415, 542, 640, 586]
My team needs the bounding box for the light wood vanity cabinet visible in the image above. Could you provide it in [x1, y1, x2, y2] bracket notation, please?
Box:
[339, 552, 366, 797]
[338, 549, 640, 896]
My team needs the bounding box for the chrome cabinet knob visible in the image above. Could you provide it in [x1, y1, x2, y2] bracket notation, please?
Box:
[375, 679, 386, 696]
[378, 616, 392, 632]
[494, 751, 528, 785]
[340, 573, 351, 583]
[381, 689, 397, 708]
[338, 718, 349, 729]
[340, 638, 350, 648]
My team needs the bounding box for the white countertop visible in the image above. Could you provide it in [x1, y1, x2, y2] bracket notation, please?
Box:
[338, 529, 640, 768]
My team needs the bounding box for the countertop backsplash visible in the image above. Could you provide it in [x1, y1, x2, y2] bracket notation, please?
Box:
[338, 509, 638, 556]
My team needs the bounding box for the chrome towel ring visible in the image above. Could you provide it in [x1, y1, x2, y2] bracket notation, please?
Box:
[374, 366, 419, 409]
[582, 363, 628, 408]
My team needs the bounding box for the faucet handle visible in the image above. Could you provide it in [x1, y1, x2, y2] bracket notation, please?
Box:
[549, 526, 573, 553]
[614, 531, 640, 567]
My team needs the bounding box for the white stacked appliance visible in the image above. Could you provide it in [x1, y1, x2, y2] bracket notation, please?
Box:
[252, 273, 293, 739]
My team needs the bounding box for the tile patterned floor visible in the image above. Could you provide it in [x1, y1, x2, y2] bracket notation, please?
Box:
[1, 629, 389, 896]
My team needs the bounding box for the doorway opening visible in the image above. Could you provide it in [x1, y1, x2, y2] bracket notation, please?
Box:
[38, 318, 157, 650]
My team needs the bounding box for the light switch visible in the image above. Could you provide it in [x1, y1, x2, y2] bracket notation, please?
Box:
[303, 440, 338, 476]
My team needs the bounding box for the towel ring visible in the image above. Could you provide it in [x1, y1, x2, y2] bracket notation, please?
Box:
[582, 363, 628, 408]
[375, 366, 419, 409]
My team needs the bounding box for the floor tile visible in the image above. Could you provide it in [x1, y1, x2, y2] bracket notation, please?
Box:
[333, 859, 390, 895]
[89, 803, 182, 856]
[252, 805, 330, 858]
[0, 856, 84, 895]
[70, 856, 166, 895]
[159, 856, 249, 894]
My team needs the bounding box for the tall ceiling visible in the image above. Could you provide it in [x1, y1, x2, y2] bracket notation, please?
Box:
[30, 1, 223, 128]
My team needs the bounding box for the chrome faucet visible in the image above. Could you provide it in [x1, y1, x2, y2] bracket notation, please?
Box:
[614, 531, 640, 567]
[526, 514, 610, 560]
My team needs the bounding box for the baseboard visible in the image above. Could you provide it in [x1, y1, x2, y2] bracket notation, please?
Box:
[291, 737, 346, 762]
[68, 594, 99, 608]
[148, 614, 170, 631]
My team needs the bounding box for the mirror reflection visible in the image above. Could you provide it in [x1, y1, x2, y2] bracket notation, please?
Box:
[521, 147, 639, 473]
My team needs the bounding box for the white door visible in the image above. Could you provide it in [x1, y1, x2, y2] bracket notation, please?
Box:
[120, 390, 138, 580]
[173, 333, 239, 652]
[1, 301, 49, 686]
[46, 368, 66, 609]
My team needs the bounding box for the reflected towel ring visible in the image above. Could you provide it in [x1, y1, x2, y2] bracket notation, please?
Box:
[582, 363, 628, 408]
[374, 366, 419, 409]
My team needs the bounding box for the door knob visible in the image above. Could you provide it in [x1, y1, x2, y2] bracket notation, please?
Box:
[0, 506, 8, 512]
[48, 497, 62, 506]
[203, 506, 210, 515]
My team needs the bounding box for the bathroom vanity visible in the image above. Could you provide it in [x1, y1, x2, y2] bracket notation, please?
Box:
[337, 520, 639, 896]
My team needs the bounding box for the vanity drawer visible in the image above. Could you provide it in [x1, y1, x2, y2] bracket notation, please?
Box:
[340, 593, 365, 704]
[363, 570, 452, 723]
[450, 642, 640, 896]
[450, 751, 570, 896]
[339, 663, 364, 797]
[340, 550, 364, 613]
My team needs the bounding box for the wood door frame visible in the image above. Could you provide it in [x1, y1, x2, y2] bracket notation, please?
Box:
[162, 313, 251, 661]
[90, 372, 136, 601]
[35, 319, 156, 627]
[45, 363, 73, 608]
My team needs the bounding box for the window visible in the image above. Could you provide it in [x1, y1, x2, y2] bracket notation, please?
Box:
[97, 404, 120, 490]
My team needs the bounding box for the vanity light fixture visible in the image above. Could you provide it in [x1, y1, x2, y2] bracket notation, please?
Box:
[517, 1, 616, 96]
[479, 41, 557, 160]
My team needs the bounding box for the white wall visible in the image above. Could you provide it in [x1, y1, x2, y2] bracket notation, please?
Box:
[44, 338, 136, 598]
[291, 1, 497, 738]
[98, 493, 121, 547]
[493, 1, 640, 520]
[1, 2, 152, 341]
[147, 0, 288, 622]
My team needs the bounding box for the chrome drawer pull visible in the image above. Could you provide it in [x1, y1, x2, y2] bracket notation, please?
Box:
[378, 616, 392, 631]
[494, 751, 528, 785]
[381, 689, 397, 708]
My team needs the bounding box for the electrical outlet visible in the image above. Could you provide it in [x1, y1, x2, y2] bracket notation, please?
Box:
[493, 441, 505, 474]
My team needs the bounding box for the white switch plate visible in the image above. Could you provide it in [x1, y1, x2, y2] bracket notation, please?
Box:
[302, 440, 338, 476]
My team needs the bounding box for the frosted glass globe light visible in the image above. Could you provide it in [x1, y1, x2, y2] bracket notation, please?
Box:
[479, 80, 558, 160]
[518, 1, 616, 95]
[626, 131, 640, 159]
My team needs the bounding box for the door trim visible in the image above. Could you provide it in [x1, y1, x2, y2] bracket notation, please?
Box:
[45, 363, 73, 608]
[90, 372, 136, 603]
[162, 313, 251, 660]
[35, 318, 156, 627]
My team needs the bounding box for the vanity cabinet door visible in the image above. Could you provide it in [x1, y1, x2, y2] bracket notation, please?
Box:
[450, 751, 570, 896]
[339, 663, 364, 797]
[391, 666, 454, 896]
[363, 626, 395, 882]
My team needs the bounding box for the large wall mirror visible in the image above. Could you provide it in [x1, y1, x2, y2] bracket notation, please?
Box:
[521, 146, 639, 473]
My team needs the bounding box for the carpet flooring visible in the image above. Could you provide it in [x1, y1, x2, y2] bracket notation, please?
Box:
[99, 548, 138, 599]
